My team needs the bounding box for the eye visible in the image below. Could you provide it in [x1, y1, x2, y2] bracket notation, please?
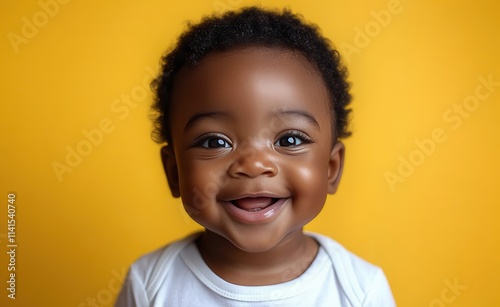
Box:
[274, 131, 312, 147]
[276, 136, 303, 147]
[197, 136, 232, 149]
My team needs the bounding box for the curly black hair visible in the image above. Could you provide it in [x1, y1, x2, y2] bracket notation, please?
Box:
[151, 6, 351, 145]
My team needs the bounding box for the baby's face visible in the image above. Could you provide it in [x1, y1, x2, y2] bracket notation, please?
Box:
[163, 46, 344, 252]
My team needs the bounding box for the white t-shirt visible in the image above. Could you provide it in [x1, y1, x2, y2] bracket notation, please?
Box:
[115, 232, 396, 306]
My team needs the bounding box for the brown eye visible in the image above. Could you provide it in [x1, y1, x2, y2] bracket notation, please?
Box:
[274, 131, 313, 148]
[276, 136, 302, 147]
[200, 137, 231, 148]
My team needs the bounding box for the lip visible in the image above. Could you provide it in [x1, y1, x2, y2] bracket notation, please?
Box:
[221, 194, 289, 224]
[223, 192, 283, 201]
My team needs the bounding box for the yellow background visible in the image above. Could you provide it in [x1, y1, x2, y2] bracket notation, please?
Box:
[1, 0, 499, 306]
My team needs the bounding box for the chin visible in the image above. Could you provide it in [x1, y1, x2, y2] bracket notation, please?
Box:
[223, 229, 288, 253]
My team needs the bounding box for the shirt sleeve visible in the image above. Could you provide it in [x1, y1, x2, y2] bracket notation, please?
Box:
[361, 269, 396, 307]
[114, 266, 150, 307]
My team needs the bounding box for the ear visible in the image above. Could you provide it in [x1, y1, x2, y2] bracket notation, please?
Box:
[327, 141, 345, 194]
[161, 145, 181, 198]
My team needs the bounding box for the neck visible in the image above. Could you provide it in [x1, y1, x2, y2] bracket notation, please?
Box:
[196, 229, 319, 286]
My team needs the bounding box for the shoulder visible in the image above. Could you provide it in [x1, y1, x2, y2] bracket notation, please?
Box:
[308, 232, 380, 287]
[307, 232, 396, 306]
[128, 233, 201, 292]
[115, 233, 201, 306]
[131, 232, 200, 276]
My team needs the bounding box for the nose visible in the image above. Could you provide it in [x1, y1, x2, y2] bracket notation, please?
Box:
[228, 146, 278, 179]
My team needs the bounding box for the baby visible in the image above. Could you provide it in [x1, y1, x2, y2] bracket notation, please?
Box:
[116, 7, 396, 306]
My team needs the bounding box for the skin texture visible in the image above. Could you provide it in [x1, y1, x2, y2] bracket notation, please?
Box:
[162, 46, 345, 286]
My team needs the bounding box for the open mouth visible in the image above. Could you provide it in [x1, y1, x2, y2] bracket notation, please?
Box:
[222, 196, 287, 223]
[230, 197, 280, 212]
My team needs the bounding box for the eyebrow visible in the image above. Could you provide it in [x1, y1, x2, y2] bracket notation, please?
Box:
[183, 111, 229, 132]
[183, 109, 320, 132]
[273, 109, 320, 130]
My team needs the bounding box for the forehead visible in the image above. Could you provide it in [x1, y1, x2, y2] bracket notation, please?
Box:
[169, 46, 332, 137]
[174, 46, 328, 98]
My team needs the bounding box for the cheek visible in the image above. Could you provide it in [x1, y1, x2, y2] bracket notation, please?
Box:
[290, 151, 330, 185]
[285, 153, 330, 209]
[177, 159, 225, 214]
[294, 164, 329, 195]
